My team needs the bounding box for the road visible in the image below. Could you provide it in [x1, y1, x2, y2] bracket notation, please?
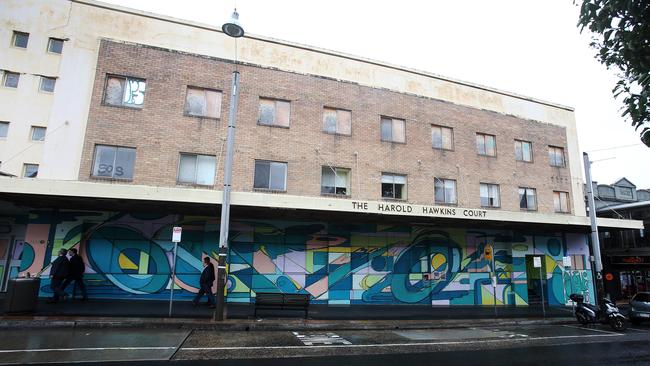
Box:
[1, 322, 650, 365]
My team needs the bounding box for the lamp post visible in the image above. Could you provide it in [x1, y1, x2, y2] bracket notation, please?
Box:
[583, 152, 604, 304]
[214, 9, 244, 321]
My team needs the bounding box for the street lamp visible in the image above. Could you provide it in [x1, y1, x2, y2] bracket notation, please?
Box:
[583, 152, 605, 305]
[214, 8, 244, 321]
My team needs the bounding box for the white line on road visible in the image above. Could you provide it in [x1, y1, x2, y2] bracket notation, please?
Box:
[627, 327, 650, 333]
[561, 324, 623, 335]
[181, 333, 622, 352]
[0, 346, 176, 354]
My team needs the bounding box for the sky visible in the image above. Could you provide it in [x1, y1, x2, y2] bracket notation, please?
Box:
[103, 0, 650, 188]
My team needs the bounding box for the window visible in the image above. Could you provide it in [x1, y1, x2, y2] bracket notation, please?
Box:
[178, 153, 216, 186]
[480, 183, 500, 208]
[515, 140, 533, 162]
[380, 117, 405, 143]
[554, 191, 570, 213]
[619, 187, 633, 198]
[321, 167, 350, 196]
[431, 125, 453, 150]
[47, 38, 64, 54]
[322, 107, 351, 135]
[184, 87, 222, 118]
[434, 178, 457, 204]
[476, 133, 496, 156]
[12, 31, 29, 48]
[0, 122, 8, 138]
[31, 126, 46, 141]
[381, 173, 407, 199]
[548, 146, 565, 167]
[254, 160, 287, 191]
[91, 145, 136, 180]
[23, 164, 38, 178]
[39, 77, 56, 92]
[3, 72, 19, 88]
[258, 98, 290, 127]
[519, 187, 537, 210]
[104, 75, 146, 107]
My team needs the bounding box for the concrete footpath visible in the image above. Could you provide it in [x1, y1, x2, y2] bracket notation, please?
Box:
[0, 297, 578, 331]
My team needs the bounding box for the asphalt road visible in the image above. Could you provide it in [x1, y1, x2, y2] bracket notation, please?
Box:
[2, 322, 650, 365]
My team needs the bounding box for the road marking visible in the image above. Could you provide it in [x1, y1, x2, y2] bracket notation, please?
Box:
[628, 327, 650, 333]
[561, 324, 622, 335]
[293, 332, 351, 346]
[181, 333, 622, 351]
[0, 347, 176, 354]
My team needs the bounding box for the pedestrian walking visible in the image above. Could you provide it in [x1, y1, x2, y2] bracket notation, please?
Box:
[192, 256, 216, 308]
[47, 249, 69, 303]
[61, 248, 88, 301]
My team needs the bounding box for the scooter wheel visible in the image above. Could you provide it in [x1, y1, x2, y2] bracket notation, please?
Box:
[576, 313, 589, 325]
[609, 317, 627, 331]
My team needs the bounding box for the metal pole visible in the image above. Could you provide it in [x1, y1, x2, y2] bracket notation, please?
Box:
[583, 152, 604, 305]
[492, 255, 497, 318]
[168, 241, 178, 317]
[214, 70, 240, 321]
[539, 264, 546, 318]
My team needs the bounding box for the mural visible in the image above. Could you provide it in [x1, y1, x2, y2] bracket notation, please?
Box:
[14, 210, 595, 305]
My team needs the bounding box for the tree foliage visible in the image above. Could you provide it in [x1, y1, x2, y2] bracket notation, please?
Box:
[577, 0, 650, 146]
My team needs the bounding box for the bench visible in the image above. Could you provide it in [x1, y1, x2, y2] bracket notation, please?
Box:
[254, 292, 310, 319]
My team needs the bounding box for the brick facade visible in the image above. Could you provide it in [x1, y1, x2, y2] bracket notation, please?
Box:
[80, 40, 573, 214]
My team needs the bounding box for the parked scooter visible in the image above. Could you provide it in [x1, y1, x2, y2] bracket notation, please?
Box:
[569, 293, 627, 331]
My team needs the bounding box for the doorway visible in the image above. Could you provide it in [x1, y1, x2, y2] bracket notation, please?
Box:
[525, 255, 548, 305]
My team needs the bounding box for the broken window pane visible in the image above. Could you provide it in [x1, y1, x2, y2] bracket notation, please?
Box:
[105, 77, 125, 106]
[185, 88, 206, 116]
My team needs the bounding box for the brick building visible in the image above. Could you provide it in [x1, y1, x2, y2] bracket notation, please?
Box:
[0, 0, 642, 308]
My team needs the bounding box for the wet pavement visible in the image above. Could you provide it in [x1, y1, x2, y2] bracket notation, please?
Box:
[2, 322, 650, 364]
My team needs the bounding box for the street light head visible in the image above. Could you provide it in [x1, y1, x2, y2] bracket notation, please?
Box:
[222, 9, 244, 38]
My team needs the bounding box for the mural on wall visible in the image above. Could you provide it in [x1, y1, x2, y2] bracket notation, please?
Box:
[15, 210, 595, 305]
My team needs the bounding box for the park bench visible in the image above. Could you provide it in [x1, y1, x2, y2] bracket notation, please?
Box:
[254, 292, 310, 319]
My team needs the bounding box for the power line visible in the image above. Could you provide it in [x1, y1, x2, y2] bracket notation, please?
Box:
[586, 143, 643, 153]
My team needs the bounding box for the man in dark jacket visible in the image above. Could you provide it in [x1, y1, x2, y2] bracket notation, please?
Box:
[48, 249, 69, 303]
[62, 248, 87, 300]
[192, 256, 216, 308]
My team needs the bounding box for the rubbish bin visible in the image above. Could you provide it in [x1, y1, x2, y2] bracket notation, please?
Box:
[4, 277, 41, 313]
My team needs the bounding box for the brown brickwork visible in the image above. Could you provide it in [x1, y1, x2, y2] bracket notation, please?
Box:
[80, 39, 573, 214]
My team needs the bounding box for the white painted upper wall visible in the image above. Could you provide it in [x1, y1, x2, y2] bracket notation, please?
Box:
[0, 0, 586, 216]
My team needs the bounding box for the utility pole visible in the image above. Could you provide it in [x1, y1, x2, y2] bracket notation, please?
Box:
[583, 152, 604, 304]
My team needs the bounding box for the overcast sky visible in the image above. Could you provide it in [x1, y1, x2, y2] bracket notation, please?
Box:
[103, 0, 650, 189]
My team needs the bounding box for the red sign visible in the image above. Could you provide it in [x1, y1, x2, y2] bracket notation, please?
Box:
[611, 256, 650, 265]
[605, 273, 614, 281]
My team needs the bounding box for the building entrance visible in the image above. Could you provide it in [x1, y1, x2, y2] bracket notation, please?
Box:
[525, 255, 548, 305]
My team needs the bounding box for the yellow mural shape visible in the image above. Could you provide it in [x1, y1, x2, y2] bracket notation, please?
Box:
[118, 252, 139, 270]
[431, 253, 446, 270]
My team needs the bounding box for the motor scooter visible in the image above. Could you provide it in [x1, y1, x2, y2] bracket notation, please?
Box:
[569, 293, 627, 331]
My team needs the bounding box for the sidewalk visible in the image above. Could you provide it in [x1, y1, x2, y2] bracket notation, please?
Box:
[0, 296, 577, 331]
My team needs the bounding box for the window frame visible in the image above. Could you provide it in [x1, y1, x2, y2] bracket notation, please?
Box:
[548, 146, 566, 167]
[176, 153, 217, 186]
[431, 124, 454, 151]
[518, 187, 537, 211]
[2, 71, 20, 88]
[47, 37, 64, 54]
[480, 183, 501, 208]
[514, 139, 533, 162]
[253, 159, 288, 192]
[322, 107, 352, 136]
[553, 191, 570, 213]
[90, 144, 137, 181]
[434, 177, 458, 205]
[380, 116, 406, 144]
[183, 86, 223, 119]
[320, 166, 351, 196]
[39, 76, 56, 93]
[102, 74, 147, 109]
[30, 126, 46, 142]
[0, 122, 9, 139]
[11, 31, 29, 49]
[381, 173, 407, 200]
[23, 163, 38, 178]
[257, 97, 291, 128]
[476, 132, 497, 157]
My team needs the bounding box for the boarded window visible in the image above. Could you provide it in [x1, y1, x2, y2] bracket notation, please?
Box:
[3, 72, 19, 88]
[515, 140, 532, 162]
[178, 153, 216, 185]
[476, 133, 496, 156]
[254, 160, 287, 190]
[92, 145, 136, 180]
[553, 191, 570, 213]
[104, 75, 146, 107]
[184, 87, 222, 118]
[47, 38, 64, 54]
[380, 117, 405, 143]
[381, 173, 407, 199]
[431, 125, 453, 150]
[322, 108, 351, 135]
[39, 77, 56, 92]
[258, 98, 291, 127]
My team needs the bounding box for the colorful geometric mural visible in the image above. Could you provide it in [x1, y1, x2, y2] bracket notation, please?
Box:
[14, 210, 595, 305]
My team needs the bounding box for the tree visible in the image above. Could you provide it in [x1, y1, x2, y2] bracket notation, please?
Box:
[577, 0, 650, 146]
